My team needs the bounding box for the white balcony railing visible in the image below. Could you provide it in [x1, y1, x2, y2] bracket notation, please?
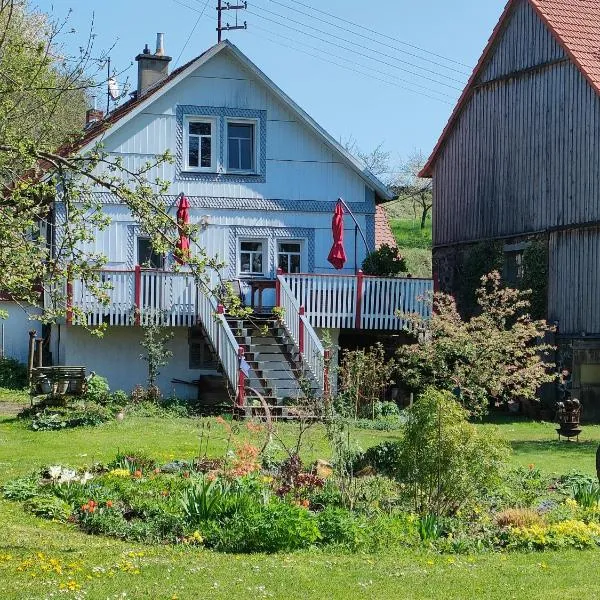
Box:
[280, 270, 432, 331]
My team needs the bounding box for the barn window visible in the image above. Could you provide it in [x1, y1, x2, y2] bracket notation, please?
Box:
[503, 242, 528, 287]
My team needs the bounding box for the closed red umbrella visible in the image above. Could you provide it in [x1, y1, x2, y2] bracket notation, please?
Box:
[175, 194, 190, 265]
[327, 200, 347, 270]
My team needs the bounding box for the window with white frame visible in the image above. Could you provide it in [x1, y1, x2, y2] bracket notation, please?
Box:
[277, 241, 302, 274]
[239, 240, 265, 276]
[185, 117, 216, 171]
[227, 120, 256, 172]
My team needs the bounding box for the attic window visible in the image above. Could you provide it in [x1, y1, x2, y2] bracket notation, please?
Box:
[184, 116, 217, 171]
[226, 119, 257, 173]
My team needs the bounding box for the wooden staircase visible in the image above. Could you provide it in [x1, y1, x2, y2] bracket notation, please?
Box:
[227, 314, 321, 417]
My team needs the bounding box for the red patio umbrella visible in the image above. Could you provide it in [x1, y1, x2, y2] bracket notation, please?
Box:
[327, 200, 347, 270]
[175, 194, 190, 264]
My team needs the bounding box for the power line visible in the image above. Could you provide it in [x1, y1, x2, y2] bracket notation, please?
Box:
[249, 21, 455, 103]
[174, 0, 211, 67]
[246, 27, 453, 105]
[261, 0, 470, 76]
[265, 0, 471, 69]
[173, 0, 456, 103]
[243, 8, 462, 91]
[246, 3, 465, 85]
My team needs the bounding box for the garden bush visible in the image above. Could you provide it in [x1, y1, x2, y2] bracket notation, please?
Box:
[354, 441, 403, 478]
[27, 402, 113, 430]
[83, 374, 111, 403]
[394, 387, 508, 515]
[0, 356, 28, 389]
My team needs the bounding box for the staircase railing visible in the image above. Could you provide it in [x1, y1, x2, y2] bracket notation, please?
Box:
[196, 286, 242, 403]
[276, 272, 326, 391]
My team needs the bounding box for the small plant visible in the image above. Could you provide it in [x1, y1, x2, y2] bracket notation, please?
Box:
[417, 513, 442, 541]
[139, 314, 174, 391]
[572, 482, 600, 509]
[180, 475, 230, 523]
[2, 476, 39, 501]
[496, 508, 544, 528]
[83, 374, 110, 403]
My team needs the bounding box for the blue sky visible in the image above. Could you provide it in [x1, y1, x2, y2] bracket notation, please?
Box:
[39, 0, 504, 167]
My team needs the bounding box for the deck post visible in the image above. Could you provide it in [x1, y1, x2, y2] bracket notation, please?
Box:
[298, 305, 305, 355]
[275, 267, 283, 306]
[134, 265, 142, 326]
[355, 269, 364, 329]
[323, 348, 331, 396]
[216, 304, 224, 359]
[237, 346, 246, 407]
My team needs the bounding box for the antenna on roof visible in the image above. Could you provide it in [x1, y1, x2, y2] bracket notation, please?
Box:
[217, 0, 248, 43]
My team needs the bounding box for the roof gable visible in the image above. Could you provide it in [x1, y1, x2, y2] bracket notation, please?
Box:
[76, 40, 393, 201]
[421, 0, 600, 177]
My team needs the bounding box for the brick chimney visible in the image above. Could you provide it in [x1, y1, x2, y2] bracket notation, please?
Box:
[135, 33, 172, 96]
[85, 108, 104, 126]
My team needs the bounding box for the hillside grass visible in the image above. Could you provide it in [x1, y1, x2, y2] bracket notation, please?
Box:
[383, 199, 433, 278]
[2, 404, 600, 599]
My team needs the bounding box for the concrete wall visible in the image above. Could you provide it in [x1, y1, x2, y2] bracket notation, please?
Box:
[58, 325, 220, 400]
[0, 302, 42, 365]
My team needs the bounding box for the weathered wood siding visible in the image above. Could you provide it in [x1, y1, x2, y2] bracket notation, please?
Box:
[432, 0, 600, 247]
[548, 228, 600, 335]
[477, 0, 565, 84]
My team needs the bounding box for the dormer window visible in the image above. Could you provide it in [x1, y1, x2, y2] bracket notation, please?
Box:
[184, 116, 217, 172]
[226, 119, 257, 173]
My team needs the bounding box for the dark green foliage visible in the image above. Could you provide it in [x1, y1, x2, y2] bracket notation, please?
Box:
[28, 403, 112, 430]
[571, 481, 600, 509]
[456, 241, 503, 317]
[83, 375, 110, 403]
[316, 506, 365, 549]
[362, 244, 407, 276]
[25, 495, 71, 521]
[417, 514, 442, 541]
[180, 476, 230, 523]
[355, 441, 403, 477]
[0, 356, 28, 389]
[2, 476, 39, 501]
[520, 238, 548, 320]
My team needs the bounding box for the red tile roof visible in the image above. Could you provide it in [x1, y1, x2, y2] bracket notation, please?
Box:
[421, 0, 600, 177]
[374, 205, 398, 249]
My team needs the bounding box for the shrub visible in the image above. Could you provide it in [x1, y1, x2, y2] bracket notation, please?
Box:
[417, 513, 442, 541]
[362, 244, 407, 277]
[373, 401, 400, 418]
[210, 501, 321, 553]
[395, 272, 556, 416]
[355, 441, 403, 478]
[0, 356, 28, 389]
[505, 520, 600, 550]
[395, 388, 508, 515]
[84, 375, 110, 403]
[317, 506, 365, 549]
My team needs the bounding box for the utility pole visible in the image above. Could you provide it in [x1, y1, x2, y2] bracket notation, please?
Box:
[217, 0, 248, 43]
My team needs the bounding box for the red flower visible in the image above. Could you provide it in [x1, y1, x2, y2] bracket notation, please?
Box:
[183, 471, 190, 478]
[106, 500, 113, 508]
[134, 470, 143, 478]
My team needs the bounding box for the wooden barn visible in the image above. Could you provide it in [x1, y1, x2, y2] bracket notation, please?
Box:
[421, 0, 600, 418]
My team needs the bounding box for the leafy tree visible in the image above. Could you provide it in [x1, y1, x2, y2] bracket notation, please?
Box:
[395, 387, 508, 516]
[391, 150, 432, 230]
[395, 272, 556, 416]
[0, 2, 222, 324]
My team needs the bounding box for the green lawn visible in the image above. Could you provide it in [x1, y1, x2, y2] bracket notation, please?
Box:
[1, 410, 600, 599]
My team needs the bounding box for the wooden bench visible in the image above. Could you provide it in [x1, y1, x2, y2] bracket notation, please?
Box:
[31, 366, 87, 401]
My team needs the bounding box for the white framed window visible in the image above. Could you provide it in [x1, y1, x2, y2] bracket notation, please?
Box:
[277, 240, 302, 274]
[184, 116, 217, 172]
[226, 118, 258, 173]
[239, 239, 266, 276]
